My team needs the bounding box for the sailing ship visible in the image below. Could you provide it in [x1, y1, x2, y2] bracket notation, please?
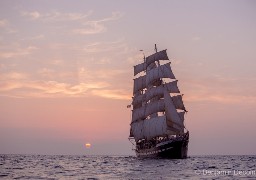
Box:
[128, 45, 189, 159]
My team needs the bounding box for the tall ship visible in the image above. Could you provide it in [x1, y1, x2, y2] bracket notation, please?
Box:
[128, 45, 189, 159]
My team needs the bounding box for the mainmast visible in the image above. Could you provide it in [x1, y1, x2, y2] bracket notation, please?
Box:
[150, 44, 160, 119]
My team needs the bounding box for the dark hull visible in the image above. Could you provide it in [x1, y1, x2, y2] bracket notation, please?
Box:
[135, 133, 189, 159]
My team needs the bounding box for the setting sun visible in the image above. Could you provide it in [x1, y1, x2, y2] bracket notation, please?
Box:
[85, 143, 91, 148]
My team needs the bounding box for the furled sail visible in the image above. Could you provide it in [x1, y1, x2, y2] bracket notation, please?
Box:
[134, 50, 169, 75]
[146, 63, 175, 86]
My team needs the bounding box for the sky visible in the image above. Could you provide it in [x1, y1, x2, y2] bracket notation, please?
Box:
[0, 0, 256, 155]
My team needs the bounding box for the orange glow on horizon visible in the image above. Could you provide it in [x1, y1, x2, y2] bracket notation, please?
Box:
[85, 143, 91, 148]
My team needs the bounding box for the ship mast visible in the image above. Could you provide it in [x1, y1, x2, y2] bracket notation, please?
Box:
[130, 45, 186, 142]
[155, 44, 160, 67]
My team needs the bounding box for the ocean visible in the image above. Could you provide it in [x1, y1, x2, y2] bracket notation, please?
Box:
[0, 155, 255, 179]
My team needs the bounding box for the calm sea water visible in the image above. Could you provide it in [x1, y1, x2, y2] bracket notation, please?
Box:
[0, 155, 255, 179]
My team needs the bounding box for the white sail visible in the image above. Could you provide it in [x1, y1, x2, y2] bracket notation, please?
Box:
[133, 75, 146, 94]
[131, 120, 144, 141]
[132, 99, 165, 122]
[146, 81, 179, 100]
[130, 47, 187, 141]
[132, 81, 180, 107]
[146, 63, 175, 86]
[178, 111, 185, 123]
[132, 91, 144, 109]
[131, 116, 168, 141]
[132, 94, 143, 109]
[146, 50, 169, 66]
[134, 62, 174, 94]
[134, 62, 146, 76]
[164, 91, 184, 132]
[166, 80, 180, 93]
[172, 95, 186, 110]
[133, 50, 169, 76]
[148, 62, 157, 70]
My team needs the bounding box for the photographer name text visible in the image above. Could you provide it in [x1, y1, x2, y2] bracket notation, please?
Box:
[195, 169, 256, 177]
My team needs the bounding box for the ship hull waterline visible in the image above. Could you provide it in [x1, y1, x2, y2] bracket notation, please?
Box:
[135, 134, 189, 159]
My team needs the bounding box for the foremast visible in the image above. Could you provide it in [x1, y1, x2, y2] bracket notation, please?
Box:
[130, 45, 187, 142]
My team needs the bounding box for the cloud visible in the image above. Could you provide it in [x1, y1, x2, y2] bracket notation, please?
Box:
[182, 76, 256, 104]
[20, 10, 106, 35]
[0, 19, 17, 34]
[0, 81, 23, 91]
[0, 66, 131, 100]
[0, 78, 110, 98]
[95, 58, 111, 65]
[0, 46, 38, 58]
[38, 68, 56, 78]
[127, 52, 144, 65]
[21, 10, 123, 35]
[82, 39, 127, 53]
[38, 70, 75, 81]
[21, 10, 93, 22]
[22, 11, 41, 20]
[97, 69, 127, 79]
[27, 81, 106, 95]
[92, 89, 131, 100]
[72, 21, 106, 35]
[192, 36, 201, 41]
[0, 19, 9, 27]
[77, 66, 129, 83]
[73, 12, 123, 35]
[49, 59, 63, 66]
[0, 72, 27, 91]
[0, 68, 128, 99]
[1, 72, 28, 80]
[1, 9, 128, 101]
[185, 94, 256, 104]
[21, 34, 45, 41]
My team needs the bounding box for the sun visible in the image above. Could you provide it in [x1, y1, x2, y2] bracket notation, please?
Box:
[85, 143, 91, 148]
